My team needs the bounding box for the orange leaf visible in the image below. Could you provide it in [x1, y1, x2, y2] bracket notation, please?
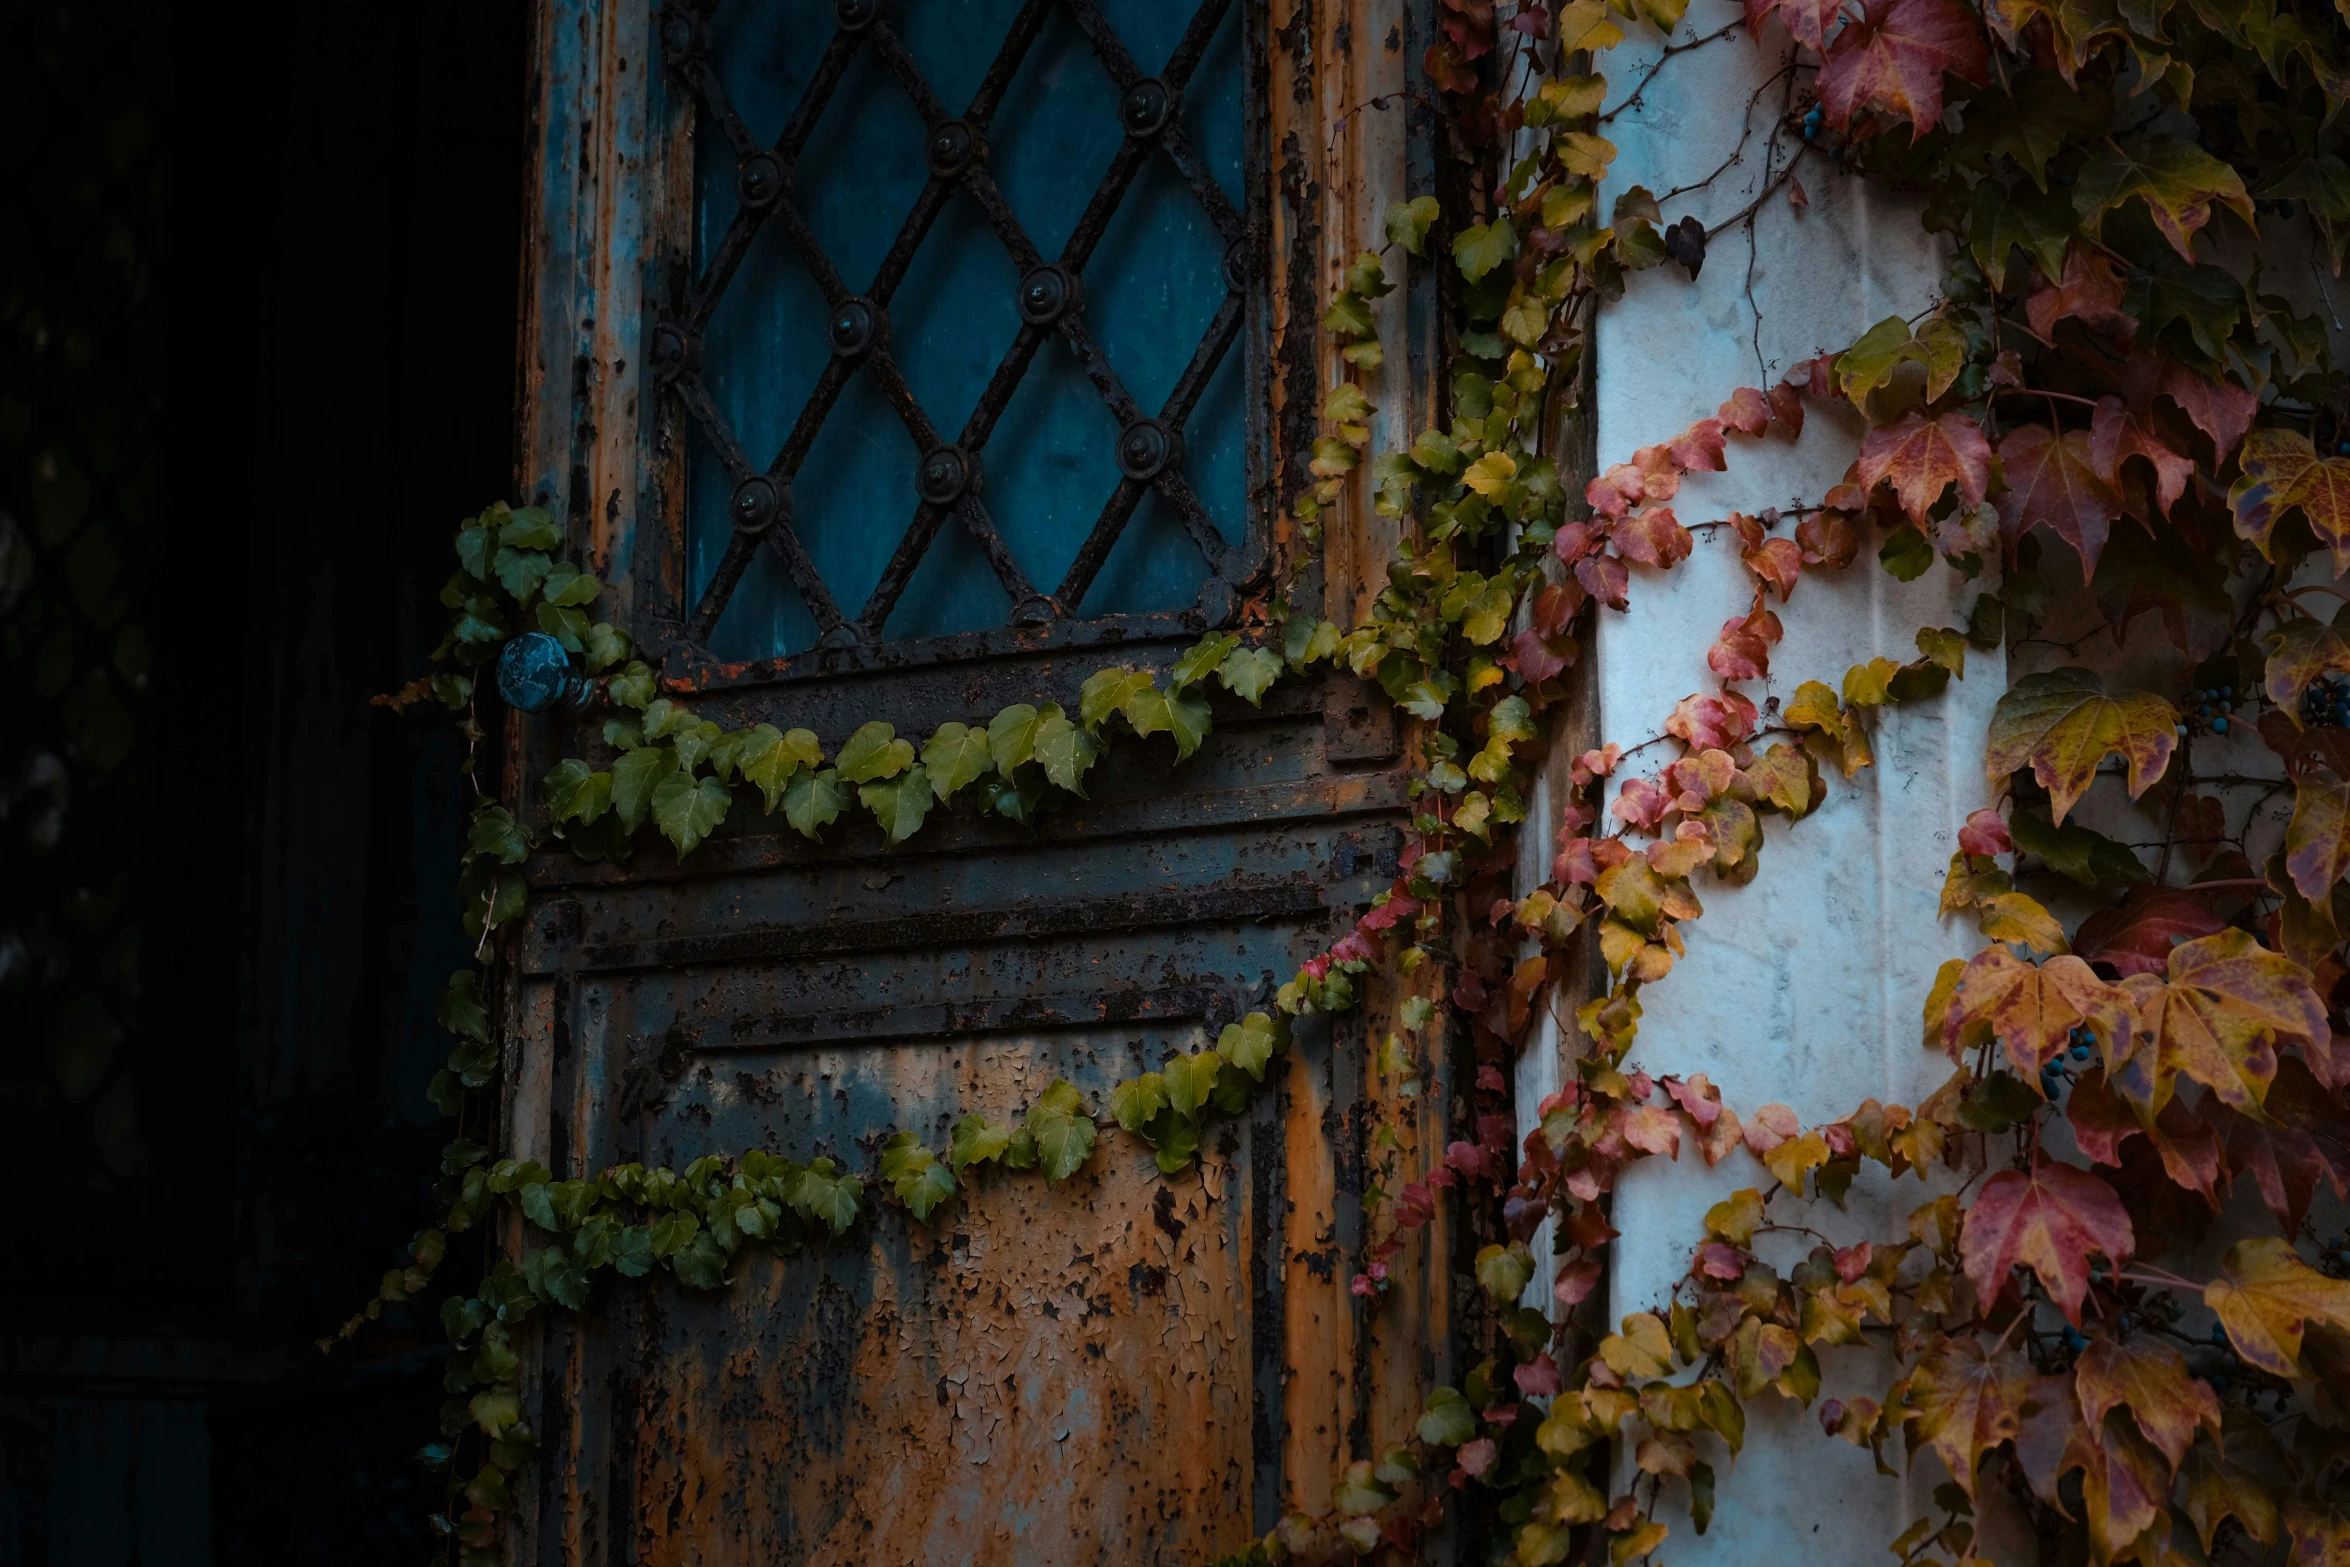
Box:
[2024, 246, 2136, 344]
[1744, 536, 1803, 600]
[1858, 410, 1993, 527]
[2233, 426, 2350, 570]
[1943, 947, 2131, 1081]
[2204, 1235, 2350, 1379]
[2073, 1335, 2220, 1470]
[1983, 666, 2177, 825]
[1961, 1162, 2133, 1324]
[2116, 930, 2325, 1115]
[1996, 423, 2122, 572]
[1899, 1335, 2027, 1498]
[1745, 0, 1844, 52]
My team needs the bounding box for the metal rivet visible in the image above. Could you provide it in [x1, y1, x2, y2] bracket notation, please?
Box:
[1115, 419, 1177, 481]
[925, 119, 979, 177]
[731, 475, 782, 535]
[916, 446, 972, 505]
[819, 623, 867, 649]
[834, 0, 880, 30]
[1016, 264, 1076, 326]
[650, 321, 700, 383]
[496, 631, 592, 715]
[1120, 78, 1172, 138]
[1222, 238, 1248, 292]
[737, 151, 785, 209]
[827, 297, 879, 358]
[657, 9, 703, 59]
[1010, 594, 1057, 626]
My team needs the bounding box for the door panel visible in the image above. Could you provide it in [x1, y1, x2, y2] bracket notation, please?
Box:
[511, 0, 1448, 1559]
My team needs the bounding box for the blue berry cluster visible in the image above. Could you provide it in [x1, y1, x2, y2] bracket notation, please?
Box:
[1801, 105, 1822, 140]
[2185, 683, 2237, 739]
[2040, 1026, 2097, 1096]
[2305, 674, 2350, 729]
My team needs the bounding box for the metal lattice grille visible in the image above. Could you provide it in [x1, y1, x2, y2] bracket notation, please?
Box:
[657, 0, 1257, 654]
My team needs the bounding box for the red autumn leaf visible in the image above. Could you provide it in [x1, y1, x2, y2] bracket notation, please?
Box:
[1708, 604, 1782, 681]
[1744, 536, 1803, 600]
[1666, 690, 1757, 751]
[1718, 386, 1772, 436]
[1554, 1258, 1601, 1306]
[1857, 410, 1993, 526]
[2157, 360, 2255, 461]
[1817, 0, 1990, 140]
[1574, 553, 1629, 609]
[2196, 1055, 2350, 1232]
[1743, 1102, 1800, 1154]
[1961, 1162, 2134, 1324]
[1513, 1353, 1564, 1398]
[1508, 625, 1571, 682]
[2024, 246, 2136, 344]
[1768, 380, 1806, 436]
[1744, 0, 1844, 52]
[1697, 1241, 1745, 1279]
[1423, 40, 1478, 93]
[1585, 463, 1645, 519]
[1995, 423, 2121, 573]
[1532, 580, 1583, 636]
[1668, 419, 1728, 472]
[1959, 807, 2013, 857]
[1795, 509, 1857, 566]
[2116, 929, 2327, 1115]
[1900, 1336, 2029, 1498]
[2089, 396, 2192, 520]
[1553, 518, 1604, 562]
[1663, 1072, 1723, 1126]
[2069, 1067, 2223, 1204]
[2072, 887, 2226, 978]
[1614, 506, 1694, 569]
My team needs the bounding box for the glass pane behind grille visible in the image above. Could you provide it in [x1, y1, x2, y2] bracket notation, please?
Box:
[681, 0, 1246, 659]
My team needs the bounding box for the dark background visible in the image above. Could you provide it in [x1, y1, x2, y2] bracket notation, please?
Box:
[0, 1, 529, 1559]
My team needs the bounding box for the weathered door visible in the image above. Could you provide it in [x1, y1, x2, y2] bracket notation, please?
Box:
[507, 1, 1449, 1560]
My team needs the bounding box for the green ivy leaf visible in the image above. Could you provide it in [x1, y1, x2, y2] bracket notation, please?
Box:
[493, 547, 554, 603]
[535, 601, 589, 651]
[2075, 135, 2254, 263]
[581, 621, 630, 673]
[1080, 668, 1154, 728]
[1879, 524, 1935, 581]
[835, 720, 912, 784]
[988, 703, 1052, 774]
[1836, 315, 1968, 405]
[859, 764, 934, 843]
[1476, 1242, 1534, 1302]
[949, 1112, 1015, 1170]
[454, 525, 494, 582]
[880, 1132, 956, 1221]
[922, 721, 994, 801]
[1033, 712, 1099, 795]
[1417, 1385, 1476, 1447]
[1967, 177, 2073, 292]
[1915, 626, 1967, 676]
[540, 564, 601, 607]
[543, 759, 613, 826]
[1172, 632, 1241, 689]
[1281, 617, 1342, 666]
[647, 1210, 699, 1258]
[1384, 194, 1441, 256]
[783, 766, 847, 839]
[1163, 1052, 1223, 1119]
[1453, 216, 1519, 282]
[651, 771, 731, 858]
[1023, 1079, 1097, 1182]
[438, 970, 490, 1041]
[498, 507, 560, 549]
[739, 724, 824, 812]
[610, 746, 675, 834]
[1108, 1072, 1169, 1133]
[1150, 1113, 1201, 1173]
[607, 661, 657, 710]
[787, 1161, 862, 1235]
[1214, 1012, 1279, 1080]
[467, 805, 530, 864]
[1124, 684, 1213, 758]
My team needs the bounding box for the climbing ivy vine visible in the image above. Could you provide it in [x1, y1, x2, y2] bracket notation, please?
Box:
[342, 0, 2350, 1562]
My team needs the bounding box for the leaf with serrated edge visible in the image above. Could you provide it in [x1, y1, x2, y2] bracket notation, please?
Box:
[2073, 1334, 2220, 1469]
[921, 721, 993, 801]
[2204, 1236, 2350, 1378]
[1983, 667, 2178, 824]
[1961, 1163, 2133, 1324]
[1899, 1336, 2027, 1499]
[2117, 930, 2324, 1115]
[1857, 411, 1993, 526]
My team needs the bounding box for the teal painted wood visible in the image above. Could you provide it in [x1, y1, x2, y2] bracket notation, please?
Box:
[687, 0, 1248, 656]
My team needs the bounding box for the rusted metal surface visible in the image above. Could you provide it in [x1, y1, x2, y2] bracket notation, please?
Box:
[511, 2, 1443, 1560]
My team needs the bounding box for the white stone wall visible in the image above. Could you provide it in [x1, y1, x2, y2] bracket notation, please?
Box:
[1558, 4, 2009, 1557]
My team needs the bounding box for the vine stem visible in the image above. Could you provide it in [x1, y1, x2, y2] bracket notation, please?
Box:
[1598, 20, 1745, 126]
